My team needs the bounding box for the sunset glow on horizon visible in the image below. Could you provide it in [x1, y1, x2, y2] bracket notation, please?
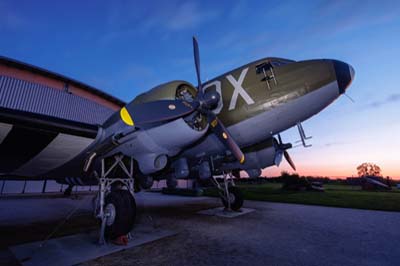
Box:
[1, 1, 399, 180]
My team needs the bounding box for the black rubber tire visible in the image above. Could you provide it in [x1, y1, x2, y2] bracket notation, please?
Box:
[104, 190, 136, 240]
[221, 186, 244, 211]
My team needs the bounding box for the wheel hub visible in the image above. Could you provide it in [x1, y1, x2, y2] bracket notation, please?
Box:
[228, 192, 236, 204]
[105, 203, 116, 226]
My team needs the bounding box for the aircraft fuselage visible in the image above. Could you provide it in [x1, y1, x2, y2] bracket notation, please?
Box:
[182, 58, 354, 160]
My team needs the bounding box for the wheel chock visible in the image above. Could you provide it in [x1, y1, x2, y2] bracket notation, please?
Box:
[112, 235, 129, 245]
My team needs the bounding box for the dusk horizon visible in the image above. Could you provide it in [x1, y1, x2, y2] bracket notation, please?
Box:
[1, 0, 399, 180]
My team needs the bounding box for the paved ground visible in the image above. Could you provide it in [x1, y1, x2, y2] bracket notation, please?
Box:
[1, 192, 400, 266]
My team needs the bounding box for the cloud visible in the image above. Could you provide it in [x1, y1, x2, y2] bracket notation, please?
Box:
[164, 2, 218, 31]
[85, 63, 161, 100]
[324, 142, 344, 147]
[227, 0, 248, 20]
[309, 1, 400, 37]
[98, 1, 218, 45]
[366, 93, 400, 108]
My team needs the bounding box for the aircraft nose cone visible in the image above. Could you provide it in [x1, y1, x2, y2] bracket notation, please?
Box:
[332, 60, 355, 94]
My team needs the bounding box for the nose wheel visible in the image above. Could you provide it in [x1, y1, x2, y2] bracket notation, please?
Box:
[211, 172, 244, 211]
[103, 189, 136, 240]
[95, 155, 137, 244]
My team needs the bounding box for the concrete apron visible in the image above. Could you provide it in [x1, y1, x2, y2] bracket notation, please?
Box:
[10, 224, 176, 266]
[197, 207, 255, 218]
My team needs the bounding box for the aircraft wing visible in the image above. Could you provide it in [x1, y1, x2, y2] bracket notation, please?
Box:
[0, 108, 98, 179]
[0, 56, 124, 180]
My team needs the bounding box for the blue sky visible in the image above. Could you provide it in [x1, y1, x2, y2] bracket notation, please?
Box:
[1, 0, 399, 178]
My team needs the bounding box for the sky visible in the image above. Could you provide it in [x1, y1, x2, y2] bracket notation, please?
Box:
[0, 0, 399, 179]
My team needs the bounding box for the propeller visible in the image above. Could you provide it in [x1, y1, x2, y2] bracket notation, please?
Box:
[207, 112, 245, 163]
[83, 99, 199, 171]
[84, 37, 245, 172]
[193, 36, 202, 95]
[283, 150, 296, 171]
[275, 134, 296, 171]
[192, 37, 245, 164]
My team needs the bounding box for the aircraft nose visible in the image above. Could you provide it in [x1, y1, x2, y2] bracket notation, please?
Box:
[332, 60, 355, 94]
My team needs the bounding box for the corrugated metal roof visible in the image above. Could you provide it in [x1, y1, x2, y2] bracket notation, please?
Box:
[0, 56, 126, 107]
[0, 76, 114, 125]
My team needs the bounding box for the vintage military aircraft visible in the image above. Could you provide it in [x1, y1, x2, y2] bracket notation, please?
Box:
[0, 37, 354, 243]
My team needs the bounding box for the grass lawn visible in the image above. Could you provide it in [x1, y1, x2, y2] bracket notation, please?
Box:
[203, 183, 400, 212]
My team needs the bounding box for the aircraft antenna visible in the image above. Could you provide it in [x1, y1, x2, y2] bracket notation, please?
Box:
[344, 93, 355, 103]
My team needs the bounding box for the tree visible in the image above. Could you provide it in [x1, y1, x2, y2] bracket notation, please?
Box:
[357, 163, 382, 177]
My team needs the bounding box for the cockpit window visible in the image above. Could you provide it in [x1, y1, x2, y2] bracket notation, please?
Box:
[270, 59, 295, 67]
[256, 59, 294, 73]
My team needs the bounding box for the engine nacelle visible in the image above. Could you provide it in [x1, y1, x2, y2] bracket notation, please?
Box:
[199, 161, 212, 180]
[117, 81, 209, 174]
[133, 80, 197, 103]
[221, 138, 279, 171]
[245, 169, 262, 178]
[135, 153, 168, 175]
[173, 158, 189, 179]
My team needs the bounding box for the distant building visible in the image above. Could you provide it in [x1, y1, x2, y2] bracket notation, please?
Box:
[346, 177, 362, 186]
[347, 176, 391, 191]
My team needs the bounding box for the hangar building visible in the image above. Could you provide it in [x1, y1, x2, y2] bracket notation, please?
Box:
[0, 56, 125, 193]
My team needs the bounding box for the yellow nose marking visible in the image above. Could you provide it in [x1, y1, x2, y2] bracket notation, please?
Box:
[211, 119, 218, 128]
[120, 107, 134, 126]
[240, 155, 245, 164]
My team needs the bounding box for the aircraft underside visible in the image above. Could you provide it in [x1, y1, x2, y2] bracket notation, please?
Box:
[0, 36, 355, 243]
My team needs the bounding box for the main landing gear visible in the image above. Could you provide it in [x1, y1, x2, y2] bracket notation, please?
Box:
[94, 154, 137, 244]
[210, 172, 244, 211]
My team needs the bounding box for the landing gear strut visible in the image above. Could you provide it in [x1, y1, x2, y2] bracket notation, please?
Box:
[211, 172, 244, 211]
[95, 154, 136, 244]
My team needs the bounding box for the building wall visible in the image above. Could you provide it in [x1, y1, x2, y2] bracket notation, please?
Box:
[0, 64, 121, 111]
[0, 75, 115, 125]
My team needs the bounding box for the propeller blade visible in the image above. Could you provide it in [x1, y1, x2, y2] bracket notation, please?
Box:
[283, 150, 296, 171]
[193, 36, 202, 95]
[122, 99, 198, 127]
[274, 150, 284, 166]
[208, 113, 245, 164]
[192, 37, 243, 163]
[278, 134, 283, 145]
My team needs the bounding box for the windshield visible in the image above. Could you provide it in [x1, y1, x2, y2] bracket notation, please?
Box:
[270, 59, 295, 67]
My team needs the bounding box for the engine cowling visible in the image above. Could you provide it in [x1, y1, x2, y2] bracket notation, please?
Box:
[132, 81, 207, 131]
[133, 80, 197, 103]
[245, 169, 262, 178]
[221, 138, 279, 171]
[115, 81, 209, 174]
